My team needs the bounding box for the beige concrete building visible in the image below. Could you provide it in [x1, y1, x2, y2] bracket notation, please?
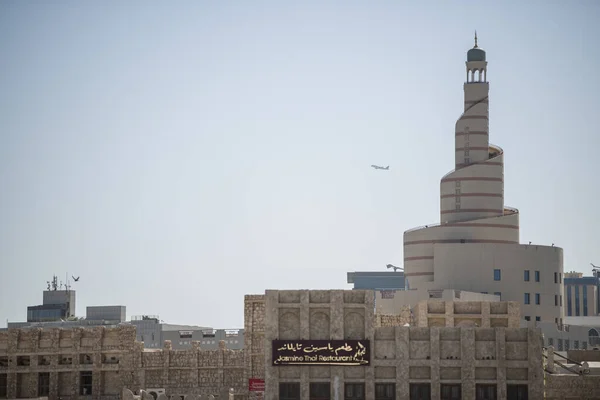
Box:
[399, 34, 564, 324]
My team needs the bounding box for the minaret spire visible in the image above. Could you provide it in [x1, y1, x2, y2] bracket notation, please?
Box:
[474, 30, 478, 48]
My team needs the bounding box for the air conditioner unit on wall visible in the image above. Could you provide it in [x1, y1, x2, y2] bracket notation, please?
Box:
[145, 388, 166, 400]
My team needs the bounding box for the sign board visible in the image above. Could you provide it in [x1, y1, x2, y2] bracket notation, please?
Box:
[380, 290, 395, 299]
[179, 331, 193, 339]
[272, 340, 370, 366]
[249, 379, 265, 392]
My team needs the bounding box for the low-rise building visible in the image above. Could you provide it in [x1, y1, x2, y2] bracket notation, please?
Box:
[262, 290, 541, 400]
[3, 290, 600, 400]
[564, 272, 600, 317]
[346, 271, 405, 290]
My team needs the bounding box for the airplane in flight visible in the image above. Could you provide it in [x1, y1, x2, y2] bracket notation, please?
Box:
[371, 165, 390, 170]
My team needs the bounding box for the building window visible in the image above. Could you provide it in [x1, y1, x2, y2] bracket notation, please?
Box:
[524, 316, 530, 321]
[535, 316, 540, 322]
[589, 329, 600, 347]
[310, 383, 330, 400]
[375, 384, 395, 400]
[558, 339, 563, 351]
[494, 269, 501, 281]
[548, 338, 554, 346]
[476, 384, 497, 400]
[441, 384, 461, 400]
[38, 373, 50, 397]
[80, 371, 93, 396]
[560, 273, 562, 283]
[494, 292, 501, 299]
[524, 270, 530, 281]
[575, 340, 580, 349]
[560, 295, 563, 307]
[555, 295, 559, 306]
[535, 271, 540, 282]
[16, 356, 30, 366]
[345, 383, 365, 400]
[567, 286, 573, 317]
[0, 374, 7, 399]
[575, 286, 580, 316]
[583, 341, 588, 350]
[554, 272, 558, 284]
[506, 384, 528, 400]
[524, 293, 530, 305]
[410, 383, 431, 400]
[535, 293, 540, 305]
[280, 383, 300, 400]
[583, 285, 588, 316]
[565, 340, 570, 350]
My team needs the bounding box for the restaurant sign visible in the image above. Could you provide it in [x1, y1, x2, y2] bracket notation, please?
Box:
[272, 340, 370, 366]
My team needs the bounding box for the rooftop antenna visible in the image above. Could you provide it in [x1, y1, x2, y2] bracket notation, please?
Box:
[474, 30, 478, 48]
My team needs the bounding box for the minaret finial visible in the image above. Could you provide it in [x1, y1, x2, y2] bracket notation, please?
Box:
[474, 30, 478, 48]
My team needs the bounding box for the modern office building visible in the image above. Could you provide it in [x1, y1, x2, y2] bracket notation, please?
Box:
[398, 34, 564, 323]
[85, 305, 126, 322]
[6, 305, 126, 330]
[346, 271, 405, 290]
[161, 325, 244, 350]
[25, 276, 76, 323]
[564, 272, 599, 317]
[129, 315, 243, 350]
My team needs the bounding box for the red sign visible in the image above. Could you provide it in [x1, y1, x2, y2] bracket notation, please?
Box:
[249, 379, 265, 392]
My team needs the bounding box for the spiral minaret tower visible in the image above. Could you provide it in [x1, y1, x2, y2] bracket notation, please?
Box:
[402, 35, 563, 323]
[403, 34, 520, 288]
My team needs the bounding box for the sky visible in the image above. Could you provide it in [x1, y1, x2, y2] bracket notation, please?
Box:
[1, 1, 599, 329]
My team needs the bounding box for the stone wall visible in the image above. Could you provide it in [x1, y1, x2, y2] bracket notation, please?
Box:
[243, 295, 265, 384]
[375, 307, 413, 327]
[265, 289, 376, 400]
[566, 349, 600, 363]
[545, 374, 600, 399]
[0, 325, 246, 400]
[264, 290, 544, 400]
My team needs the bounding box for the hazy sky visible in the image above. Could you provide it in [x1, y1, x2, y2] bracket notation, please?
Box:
[1, 1, 599, 329]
